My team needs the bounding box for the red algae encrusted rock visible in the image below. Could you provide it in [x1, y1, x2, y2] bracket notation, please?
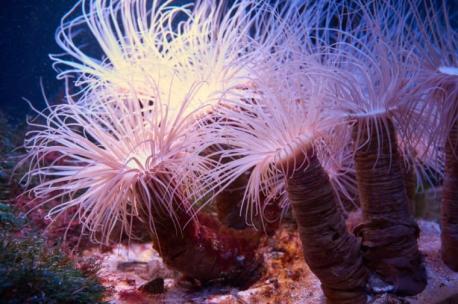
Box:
[85, 220, 458, 304]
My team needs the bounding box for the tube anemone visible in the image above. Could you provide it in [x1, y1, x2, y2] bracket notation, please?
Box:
[199, 50, 368, 302]
[408, 0, 458, 271]
[21, 0, 275, 285]
[312, 0, 438, 295]
[50, 0, 284, 233]
[282, 146, 367, 304]
[351, 115, 425, 294]
[21, 94, 261, 286]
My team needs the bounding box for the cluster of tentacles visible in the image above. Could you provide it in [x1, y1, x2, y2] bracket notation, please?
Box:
[20, 0, 457, 303]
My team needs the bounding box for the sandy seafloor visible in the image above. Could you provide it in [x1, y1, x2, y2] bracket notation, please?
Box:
[81, 220, 458, 304]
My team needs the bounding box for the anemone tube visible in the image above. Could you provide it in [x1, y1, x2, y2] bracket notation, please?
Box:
[214, 169, 254, 229]
[280, 144, 368, 304]
[439, 84, 458, 271]
[351, 115, 426, 295]
[214, 168, 281, 233]
[398, 154, 417, 215]
[137, 176, 262, 286]
[442, 105, 458, 271]
[204, 141, 282, 233]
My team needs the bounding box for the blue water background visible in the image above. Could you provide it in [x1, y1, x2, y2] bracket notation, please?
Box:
[0, 0, 228, 122]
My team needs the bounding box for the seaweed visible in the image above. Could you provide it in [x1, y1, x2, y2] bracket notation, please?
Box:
[0, 203, 106, 304]
[0, 110, 107, 303]
[0, 110, 27, 201]
[0, 203, 24, 228]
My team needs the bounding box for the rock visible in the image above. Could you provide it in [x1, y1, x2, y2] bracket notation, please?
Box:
[86, 220, 458, 304]
[139, 278, 165, 294]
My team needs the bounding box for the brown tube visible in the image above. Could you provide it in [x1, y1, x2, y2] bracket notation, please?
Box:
[142, 178, 263, 288]
[215, 171, 252, 229]
[202, 143, 251, 229]
[352, 115, 426, 295]
[283, 146, 368, 304]
[205, 143, 281, 233]
[399, 156, 417, 215]
[441, 118, 458, 271]
[215, 173, 281, 234]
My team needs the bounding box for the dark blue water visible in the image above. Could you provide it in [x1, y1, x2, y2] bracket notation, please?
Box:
[0, 0, 237, 123]
[0, 1, 78, 122]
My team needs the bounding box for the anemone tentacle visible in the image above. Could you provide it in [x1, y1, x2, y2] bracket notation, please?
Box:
[408, 0, 458, 271]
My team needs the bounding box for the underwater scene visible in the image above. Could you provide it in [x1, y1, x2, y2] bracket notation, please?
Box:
[0, 0, 457, 303]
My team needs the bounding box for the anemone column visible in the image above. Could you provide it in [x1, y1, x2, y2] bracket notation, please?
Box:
[352, 115, 426, 295]
[399, 154, 417, 215]
[142, 178, 263, 287]
[206, 143, 281, 233]
[215, 174, 282, 234]
[283, 146, 368, 304]
[441, 113, 458, 271]
[215, 172, 251, 229]
[205, 143, 255, 229]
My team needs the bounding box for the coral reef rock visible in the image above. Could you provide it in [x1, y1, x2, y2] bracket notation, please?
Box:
[85, 221, 458, 303]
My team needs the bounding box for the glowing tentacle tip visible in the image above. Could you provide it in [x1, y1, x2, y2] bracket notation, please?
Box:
[438, 66, 458, 76]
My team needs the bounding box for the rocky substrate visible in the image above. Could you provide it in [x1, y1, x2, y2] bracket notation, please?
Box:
[83, 220, 458, 304]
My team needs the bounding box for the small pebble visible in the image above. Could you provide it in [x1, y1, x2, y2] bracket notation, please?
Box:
[139, 277, 165, 294]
